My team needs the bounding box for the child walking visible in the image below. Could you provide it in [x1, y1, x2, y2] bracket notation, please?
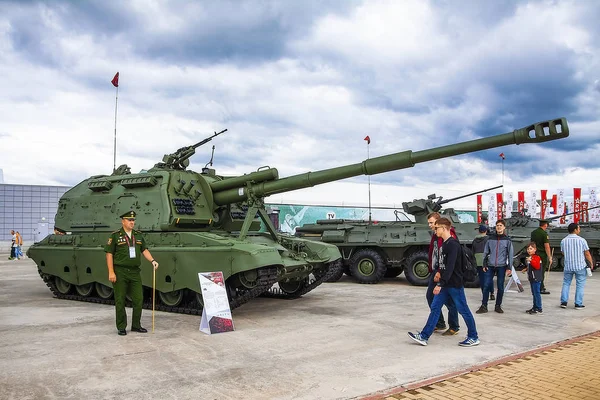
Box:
[522, 242, 543, 314]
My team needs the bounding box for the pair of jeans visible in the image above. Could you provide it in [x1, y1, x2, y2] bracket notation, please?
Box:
[426, 273, 459, 330]
[482, 266, 507, 307]
[530, 281, 542, 310]
[561, 268, 587, 306]
[10, 247, 16, 259]
[421, 286, 478, 340]
[478, 267, 486, 295]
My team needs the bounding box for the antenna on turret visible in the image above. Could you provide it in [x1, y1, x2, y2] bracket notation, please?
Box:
[205, 145, 216, 169]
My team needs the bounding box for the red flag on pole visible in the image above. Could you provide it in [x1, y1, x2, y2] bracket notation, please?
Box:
[499, 152, 505, 160]
[364, 135, 370, 144]
[574, 188, 581, 223]
[111, 72, 119, 87]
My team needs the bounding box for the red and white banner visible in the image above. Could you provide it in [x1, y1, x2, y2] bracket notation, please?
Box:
[496, 193, 504, 220]
[477, 195, 483, 223]
[582, 202, 589, 223]
[551, 194, 558, 216]
[517, 191, 525, 214]
[505, 192, 514, 217]
[540, 190, 547, 219]
[573, 188, 581, 224]
[488, 193, 497, 227]
[558, 189, 565, 224]
[590, 188, 599, 222]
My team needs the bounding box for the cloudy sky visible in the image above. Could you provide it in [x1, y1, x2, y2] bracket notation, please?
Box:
[1, 0, 599, 210]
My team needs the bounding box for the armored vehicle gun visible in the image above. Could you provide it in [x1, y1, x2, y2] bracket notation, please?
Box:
[28, 118, 569, 313]
[296, 186, 500, 286]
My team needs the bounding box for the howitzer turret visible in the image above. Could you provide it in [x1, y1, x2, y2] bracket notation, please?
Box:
[28, 118, 570, 313]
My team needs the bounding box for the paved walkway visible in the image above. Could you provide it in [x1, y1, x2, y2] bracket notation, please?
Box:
[361, 331, 600, 400]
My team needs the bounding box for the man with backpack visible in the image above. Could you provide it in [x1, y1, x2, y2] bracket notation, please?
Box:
[477, 219, 514, 314]
[408, 217, 480, 347]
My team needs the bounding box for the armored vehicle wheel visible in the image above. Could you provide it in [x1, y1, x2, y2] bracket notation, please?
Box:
[551, 255, 563, 271]
[95, 283, 114, 299]
[404, 251, 430, 286]
[278, 278, 310, 296]
[323, 264, 344, 282]
[55, 277, 72, 294]
[159, 290, 184, 307]
[349, 249, 386, 284]
[384, 267, 404, 278]
[75, 283, 94, 297]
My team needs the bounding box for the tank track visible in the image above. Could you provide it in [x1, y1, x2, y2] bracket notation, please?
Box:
[37, 266, 279, 315]
[263, 259, 342, 299]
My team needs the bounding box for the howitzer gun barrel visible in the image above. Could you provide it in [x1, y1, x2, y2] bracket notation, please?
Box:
[213, 118, 569, 205]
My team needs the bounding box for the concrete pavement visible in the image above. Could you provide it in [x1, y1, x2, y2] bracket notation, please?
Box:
[1, 255, 599, 399]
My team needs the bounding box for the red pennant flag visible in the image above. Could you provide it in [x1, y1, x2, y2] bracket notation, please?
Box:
[364, 135, 370, 144]
[499, 152, 505, 160]
[111, 72, 119, 87]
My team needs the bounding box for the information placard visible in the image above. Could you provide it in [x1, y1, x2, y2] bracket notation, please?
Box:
[198, 272, 235, 335]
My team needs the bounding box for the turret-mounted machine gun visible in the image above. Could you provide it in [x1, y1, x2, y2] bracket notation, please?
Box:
[155, 129, 227, 170]
[402, 185, 503, 224]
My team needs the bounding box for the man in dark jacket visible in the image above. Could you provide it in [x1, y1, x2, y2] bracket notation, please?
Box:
[408, 217, 480, 347]
[426, 212, 459, 335]
[477, 219, 514, 314]
[531, 220, 553, 294]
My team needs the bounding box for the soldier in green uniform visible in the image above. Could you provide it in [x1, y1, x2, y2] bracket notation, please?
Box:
[104, 211, 159, 336]
[531, 220, 553, 294]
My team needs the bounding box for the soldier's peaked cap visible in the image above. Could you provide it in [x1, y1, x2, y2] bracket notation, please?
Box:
[120, 210, 136, 219]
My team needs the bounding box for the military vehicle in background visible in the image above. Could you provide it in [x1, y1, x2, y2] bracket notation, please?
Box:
[296, 186, 500, 286]
[28, 117, 569, 313]
[505, 206, 600, 270]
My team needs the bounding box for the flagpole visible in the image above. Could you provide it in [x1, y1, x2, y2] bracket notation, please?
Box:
[113, 84, 118, 172]
[367, 142, 372, 224]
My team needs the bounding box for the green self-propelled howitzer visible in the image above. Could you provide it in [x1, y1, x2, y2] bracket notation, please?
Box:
[28, 118, 569, 314]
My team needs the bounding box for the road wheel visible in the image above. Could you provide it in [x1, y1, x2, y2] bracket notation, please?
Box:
[95, 283, 114, 299]
[75, 283, 94, 297]
[159, 290, 184, 307]
[348, 249, 386, 284]
[404, 251, 431, 286]
[384, 267, 404, 278]
[551, 255, 564, 271]
[278, 278, 310, 296]
[55, 277, 72, 294]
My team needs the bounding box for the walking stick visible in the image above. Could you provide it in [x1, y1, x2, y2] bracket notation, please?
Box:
[152, 268, 155, 333]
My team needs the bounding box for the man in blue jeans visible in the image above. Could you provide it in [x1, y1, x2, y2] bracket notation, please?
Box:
[560, 223, 594, 309]
[477, 219, 513, 314]
[408, 217, 480, 347]
[426, 212, 460, 335]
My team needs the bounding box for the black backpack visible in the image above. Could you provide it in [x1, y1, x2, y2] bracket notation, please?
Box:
[461, 245, 478, 282]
